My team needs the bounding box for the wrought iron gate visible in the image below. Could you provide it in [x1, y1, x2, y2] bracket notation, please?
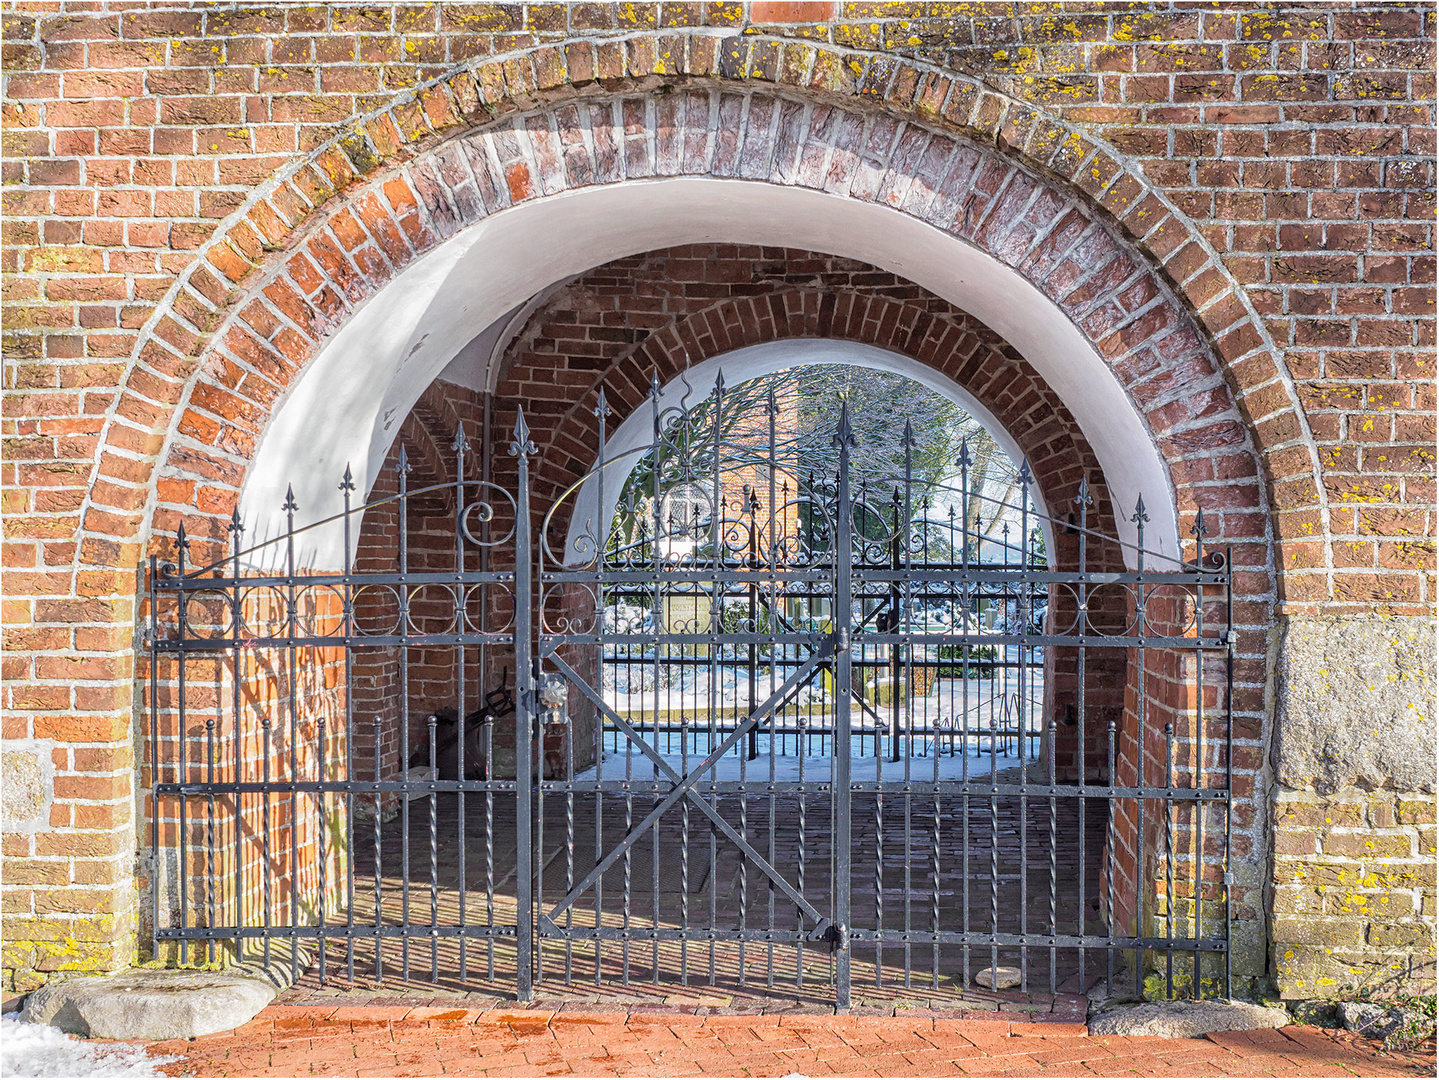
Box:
[149, 380, 1234, 1007]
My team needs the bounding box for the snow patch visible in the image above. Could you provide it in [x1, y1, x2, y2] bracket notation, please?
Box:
[0, 1015, 179, 1079]
[572, 741, 1029, 784]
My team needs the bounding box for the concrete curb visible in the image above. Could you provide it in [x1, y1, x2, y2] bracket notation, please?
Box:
[18, 949, 310, 1041]
[1088, 998, 1292, 1038]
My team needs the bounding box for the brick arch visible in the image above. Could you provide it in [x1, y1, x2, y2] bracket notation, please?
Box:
[488, 249, 1120, 563]
[112, 62, 1281, 888]
[88, 32, 1309, 600]
[100, 47, 1292, 986]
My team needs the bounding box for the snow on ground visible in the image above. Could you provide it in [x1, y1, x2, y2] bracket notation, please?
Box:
[0, 1015, 178, 1079]
[571, 737, 1028, 784]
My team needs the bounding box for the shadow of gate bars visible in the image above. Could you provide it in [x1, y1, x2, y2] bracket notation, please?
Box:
[147, 386, 1235, 1007]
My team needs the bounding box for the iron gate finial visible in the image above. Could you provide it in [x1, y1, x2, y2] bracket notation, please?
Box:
[510, 406, 537, 457]
[833, 400, 856, 449]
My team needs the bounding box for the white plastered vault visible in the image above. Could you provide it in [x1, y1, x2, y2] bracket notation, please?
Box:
[239, 178, 1181, 569]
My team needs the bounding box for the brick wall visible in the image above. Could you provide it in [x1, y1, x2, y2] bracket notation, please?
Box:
[2, 2, 1433, 1000]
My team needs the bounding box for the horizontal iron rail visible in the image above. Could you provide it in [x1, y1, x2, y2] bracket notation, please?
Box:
[157, 926, 517, 940]
[548, 569, 1227, 586]
[155, 781, 518, 795]
[157, 630, 1229, 650]
[155, 571, 517, 589]
[527, 927, 1228, 951]
[155, 633, 515, 651]
[531, 781, 1230, 800]
[544, 633, 1230, 649]
[849, 931, 1229, 950]
[536, 927, 829, 943]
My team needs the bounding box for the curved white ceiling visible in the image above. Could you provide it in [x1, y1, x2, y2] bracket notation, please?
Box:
[238, 177, 1179, 570]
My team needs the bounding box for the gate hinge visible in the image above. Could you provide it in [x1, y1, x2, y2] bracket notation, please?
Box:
[826, 922, 850, 952]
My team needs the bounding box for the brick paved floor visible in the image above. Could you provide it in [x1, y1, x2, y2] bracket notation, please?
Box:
[133, 1004, 1435, 1078]
[312, 785, 1119, 1001]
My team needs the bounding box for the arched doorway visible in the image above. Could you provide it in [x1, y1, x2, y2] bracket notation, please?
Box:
[139, 80, 1269, 1006]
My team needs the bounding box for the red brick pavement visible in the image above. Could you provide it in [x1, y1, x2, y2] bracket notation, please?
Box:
[122, 1005, 1437, 1078]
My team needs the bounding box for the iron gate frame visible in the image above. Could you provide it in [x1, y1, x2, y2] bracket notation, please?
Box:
[148, 383, 1235, 1007]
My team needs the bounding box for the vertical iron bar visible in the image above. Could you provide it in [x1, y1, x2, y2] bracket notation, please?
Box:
[1191, 516, 1207, 1000]
[340, 473, 355, 981]
[176, 525, 189, 967]
[1224, 604, 1234, 999]
[679, 713, 689, 986]
[833, 404, 855, 1008]
[148, 555, 161, 965]
[1017, 519, 1029, 990]
[396, 454, 412, 983]
[261, 710, 272, 972]
[796, 711, 806, 992]
[591, 394, 608, 987]
[373, 712, 382, 981]
[512, 409, 536, 1002]
[1164, 721, 1175, 998]
[484, 713, 494, 981]
[230, 511, 245, 970]
[1075, 478, 1090, 992]
[317, 715, 328, 983]
[206, 716, 215, 968]
[429, 712, 439, 982]
[1106, 712, 1117, 997]
[766, 408, 778, 990]
[452, 429, 469, 985]
[708, 373, 722, 987]
[282, 489, 301, 984]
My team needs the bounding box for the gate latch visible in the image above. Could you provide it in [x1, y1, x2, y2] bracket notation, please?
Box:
[805, 919, 848, 951]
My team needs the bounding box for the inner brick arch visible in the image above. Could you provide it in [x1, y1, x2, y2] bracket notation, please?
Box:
[489, 246, 1121, 556]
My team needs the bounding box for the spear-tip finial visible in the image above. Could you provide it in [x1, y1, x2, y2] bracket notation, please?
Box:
[832, 399, 856, 449]
[1191, 506, 1209, 538]
[1018, 458, 1033, 486]
[510, 405, 537, 457]
[175, 520, 189, 551]
[594, 387, 611, 419]
[283, 484, 298, 513]
[229, 506, 244, 535]
[714, 368, 725, 397]
[1132, 494, 1149, 525]
[903, 418, 914, 448]
[956, 437, 972, 470]
[1075, 476, 1092, 507]
[451, 424, 469, 455]
[766, 385, 778, 417]
[650, 368, 661, 398]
